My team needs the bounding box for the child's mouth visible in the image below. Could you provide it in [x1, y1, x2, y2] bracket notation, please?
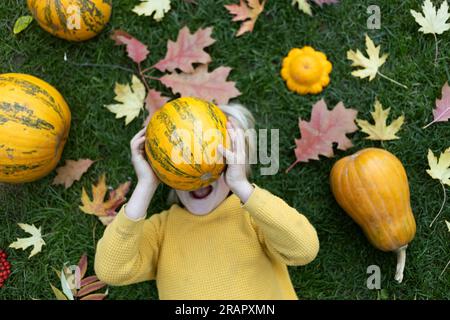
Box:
[190, 185, 213, 199]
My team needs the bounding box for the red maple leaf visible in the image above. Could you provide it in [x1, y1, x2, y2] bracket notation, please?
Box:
[154, 26, 215, 73]
[286, 99, 358, 172]
[160, 65, 241, 105]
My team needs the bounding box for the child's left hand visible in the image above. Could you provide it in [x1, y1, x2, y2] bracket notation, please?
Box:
[218, 117, 254, 203]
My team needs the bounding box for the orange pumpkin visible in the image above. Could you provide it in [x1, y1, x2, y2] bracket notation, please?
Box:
[145, 97, 228, 191]
[330, 148, 416, 283]
[27, 0, 112, 42]
[0, 73, 71, 183]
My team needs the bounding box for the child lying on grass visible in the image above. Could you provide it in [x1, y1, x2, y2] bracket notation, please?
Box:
[94, 103, 319, 300]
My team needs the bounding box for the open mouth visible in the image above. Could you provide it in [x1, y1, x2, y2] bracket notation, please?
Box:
[190, 185, 213, 199]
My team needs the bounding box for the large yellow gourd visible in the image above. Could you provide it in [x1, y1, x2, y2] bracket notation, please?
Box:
[145, 97, 228, 191]
[27, 0, 112, 42]
[330, 148, 416, 283]
[0, 73, 71, 183]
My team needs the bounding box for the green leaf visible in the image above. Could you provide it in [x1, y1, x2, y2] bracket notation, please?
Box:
[50, 284, 68, 300]
[13, 16, 33, 35]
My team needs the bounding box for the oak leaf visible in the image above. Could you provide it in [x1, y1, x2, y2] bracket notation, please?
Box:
[160, 65, 241, 104]
[155, 26, 215, 73]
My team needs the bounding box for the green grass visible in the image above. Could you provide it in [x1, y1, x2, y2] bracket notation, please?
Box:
[1, 0, 449, 300]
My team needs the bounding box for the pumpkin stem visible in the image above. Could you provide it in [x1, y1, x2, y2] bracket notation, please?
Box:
[394, 245, 407, 283]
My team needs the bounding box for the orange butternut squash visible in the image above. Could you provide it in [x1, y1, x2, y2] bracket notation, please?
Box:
[330, 148, 416, 283]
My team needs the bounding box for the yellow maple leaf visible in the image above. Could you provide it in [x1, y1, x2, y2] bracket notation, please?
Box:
[411, 0, 450, 63]
[411, 0, 450, 35]
[9, 223, 45, 258]
[104, 75, 146, 125]
[133, 0, 171, 22]
[347, 34, 407, 88]
[79, 174, 131, 225]
[427, 148, 450, 186]
[426, 148, 450, 227]
[347, 34, 388, 81]
[356, 99, 404, 141]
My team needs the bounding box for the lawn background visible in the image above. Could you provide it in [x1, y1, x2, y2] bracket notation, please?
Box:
[1, 0, 449, 300]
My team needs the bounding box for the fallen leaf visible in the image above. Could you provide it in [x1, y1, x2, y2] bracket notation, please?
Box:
[50, 284, 68, 300]
[79, 174, 131, 225]
[347, 34, 388, 81]
[286, 99, 358, 172]
[424, 82, 450, 128]
[411, 0, 450, 35]
[427, 148, 450, 186]
[143, 89, 170, 126]
[111, 30, 149, 64]
[13, 16, 33, 34]
[51, 254, 107, 300]
[52, 159, 95, 189]
[426, 147, 450, 227]
[446, 220, 450, 232]
[356, 99, 404, 141]
[160, 65, 241, 104]
[9, 223, 45, 258]
[347, 34, 407, 88]
[155, 26, 215, 73]
[411, 0, 450, 63]
[292, 0, 338, 15]
[132, 0, 171, 21]
[225, 0, 266, 36]
[292, 0, 313, 16]
[105, 75, 146, 125]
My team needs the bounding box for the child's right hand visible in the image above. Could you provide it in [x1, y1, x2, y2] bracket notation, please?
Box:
[130, 128, 159, 188]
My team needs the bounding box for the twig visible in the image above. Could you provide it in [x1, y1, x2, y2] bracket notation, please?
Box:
[65, 60, 135, 73]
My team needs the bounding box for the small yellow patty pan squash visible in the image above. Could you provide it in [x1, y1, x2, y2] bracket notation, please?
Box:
[281, 46, 332, 95]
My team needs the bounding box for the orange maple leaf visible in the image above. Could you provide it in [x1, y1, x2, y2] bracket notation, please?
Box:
[225, 0, 266, 37]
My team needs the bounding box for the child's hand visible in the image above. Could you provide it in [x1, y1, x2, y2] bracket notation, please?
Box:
[130, 128, 159, 188]
[218, 118, 254, 203]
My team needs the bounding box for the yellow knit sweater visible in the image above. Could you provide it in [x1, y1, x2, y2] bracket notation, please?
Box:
[94, 185, 319, 300]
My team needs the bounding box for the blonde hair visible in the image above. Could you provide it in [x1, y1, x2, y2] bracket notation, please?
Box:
[167, 102, 256, 206]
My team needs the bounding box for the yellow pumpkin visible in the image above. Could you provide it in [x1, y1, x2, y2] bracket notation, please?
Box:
[330, 148, 416, 283]
[281, 46, 332, 95]
[145, 97, 228, 191]
[0, 73, 71, 183]
[27, 0, 112, 42]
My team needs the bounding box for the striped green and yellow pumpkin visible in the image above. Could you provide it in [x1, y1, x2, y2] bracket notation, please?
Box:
[145, 97, 228, 191]
[0, 73, 71, 183]
[27, 0, 112, 42]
